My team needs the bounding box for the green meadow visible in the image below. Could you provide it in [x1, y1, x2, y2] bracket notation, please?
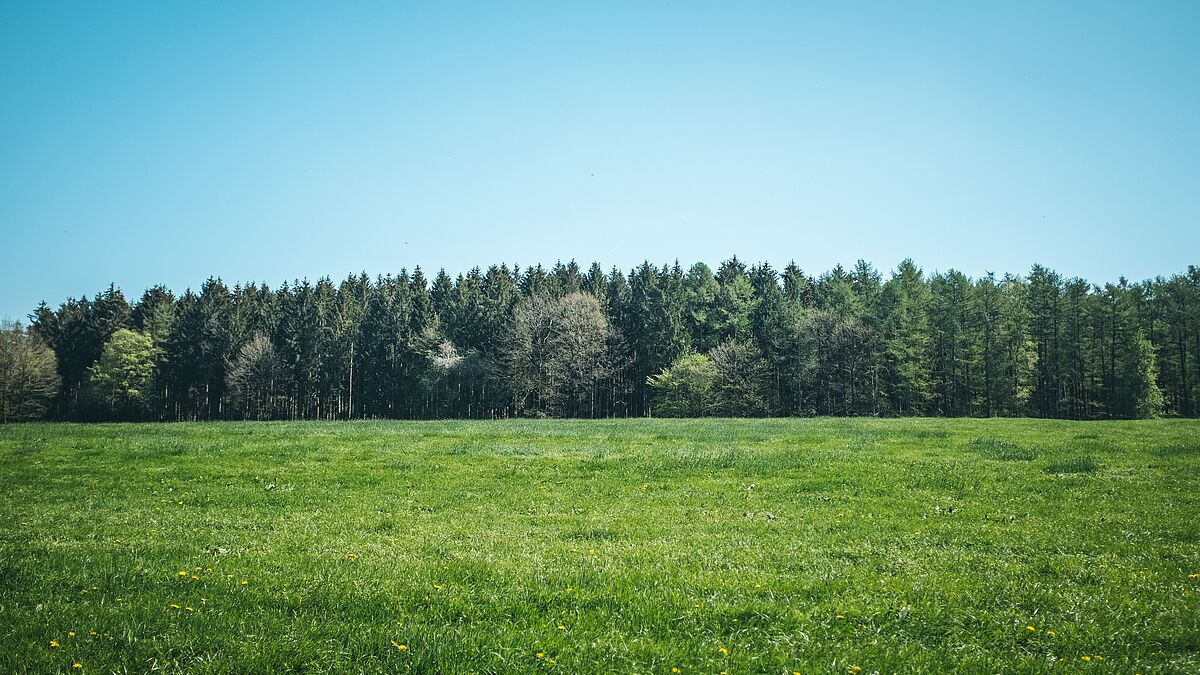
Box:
[1, 419, 1198, 673]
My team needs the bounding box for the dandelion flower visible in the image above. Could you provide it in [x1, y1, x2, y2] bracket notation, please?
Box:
[89, 631, 97, 636]
[1189, 573, 1199, 580]
[73, 664, 82, 669]
[390, 641, 408, 651]
[1047, 630, 1056, 637]
[536, 652, 545, 659]
[116, 598, 124, 602]
[719, 647, 728, 655]
[50, 641, 60, 648]
[170, 604, 181, 609]
[1026, 626, 1036, 632]
[185, 607, 194, 612]
[178, 571, 187, 576]
[1081, 656, 1091, 661]
[557, 625, 565, 630]
[240, 580, 248, 585]
[836, 614, 845, 620]
[671, 669, 680, 673]
[68, 631, 75, 637]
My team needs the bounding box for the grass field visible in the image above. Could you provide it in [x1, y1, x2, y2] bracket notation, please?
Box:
[1, 419, 1198, 673]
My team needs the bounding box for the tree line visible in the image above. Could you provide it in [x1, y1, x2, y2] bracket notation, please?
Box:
[2, 258, 1197, 423]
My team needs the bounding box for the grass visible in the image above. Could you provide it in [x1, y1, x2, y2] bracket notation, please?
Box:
[1, 418, 1198, 673]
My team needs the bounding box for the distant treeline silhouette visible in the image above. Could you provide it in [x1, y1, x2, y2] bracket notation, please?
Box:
[4, 258, 1198, 422]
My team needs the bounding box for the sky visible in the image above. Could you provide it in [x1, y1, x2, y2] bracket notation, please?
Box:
[1, 1, 1198, 321]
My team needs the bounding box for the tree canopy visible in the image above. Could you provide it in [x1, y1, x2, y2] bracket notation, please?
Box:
[8, 259, 1194, 422]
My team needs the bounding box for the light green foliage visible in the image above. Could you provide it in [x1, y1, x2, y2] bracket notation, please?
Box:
[2, 419, 1198, 673]
[87, 329, 159, 414]
[1129, 330, 1165, 418]
[0, 322, 61, 422]
[647, 352, 716, 417]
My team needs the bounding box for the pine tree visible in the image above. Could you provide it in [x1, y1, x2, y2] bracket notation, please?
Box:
[880, 260, 932, 415]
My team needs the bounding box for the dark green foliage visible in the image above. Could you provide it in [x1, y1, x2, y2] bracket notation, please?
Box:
[968, 436, 1040, 461]
[1043, 455, 1100, 474]
[12, 261, 1200, 421]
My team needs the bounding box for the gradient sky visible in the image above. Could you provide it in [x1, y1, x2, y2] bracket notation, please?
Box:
[2, 1, 1198, 321]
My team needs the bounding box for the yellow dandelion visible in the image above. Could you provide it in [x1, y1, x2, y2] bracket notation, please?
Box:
[719, 647, 729, 655]
[50, 641, 60, 648]
[849, 667, 862, 673]
[1081, 656, 1091, 661]
[557, 625, 566, 630]
[1095, 656, 1103, 660]
[1025, 625, 1036, 632]
[73, 664, 82, 669]
[170, 604, 181, 609]
[1189, 573, 1199, 580]
[116, 598, 124, 602]
[240, 580, 248, 585]
[185, 607, 194, 612]
[671, 669, 680, 674]
[191, 575, 199, 580]
[195, 566, 202, 571]
[68, 631, 76, 637]
[391, 641, 408, 651]
[836, 614, 845, 620]
[1047, 630, 1056, 637]
[89, 631, 97, 636]
[178, 571, 186, 576]
[537, 652, 545, 659]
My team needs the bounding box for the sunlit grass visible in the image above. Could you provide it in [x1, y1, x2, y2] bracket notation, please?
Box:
[1, 418, 1198, 673]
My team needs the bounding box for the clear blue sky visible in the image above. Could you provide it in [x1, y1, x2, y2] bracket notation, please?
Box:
[2, 1, 1197, 321]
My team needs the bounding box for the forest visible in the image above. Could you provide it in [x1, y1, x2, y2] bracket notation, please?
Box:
[2, 258, 1197, 422]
